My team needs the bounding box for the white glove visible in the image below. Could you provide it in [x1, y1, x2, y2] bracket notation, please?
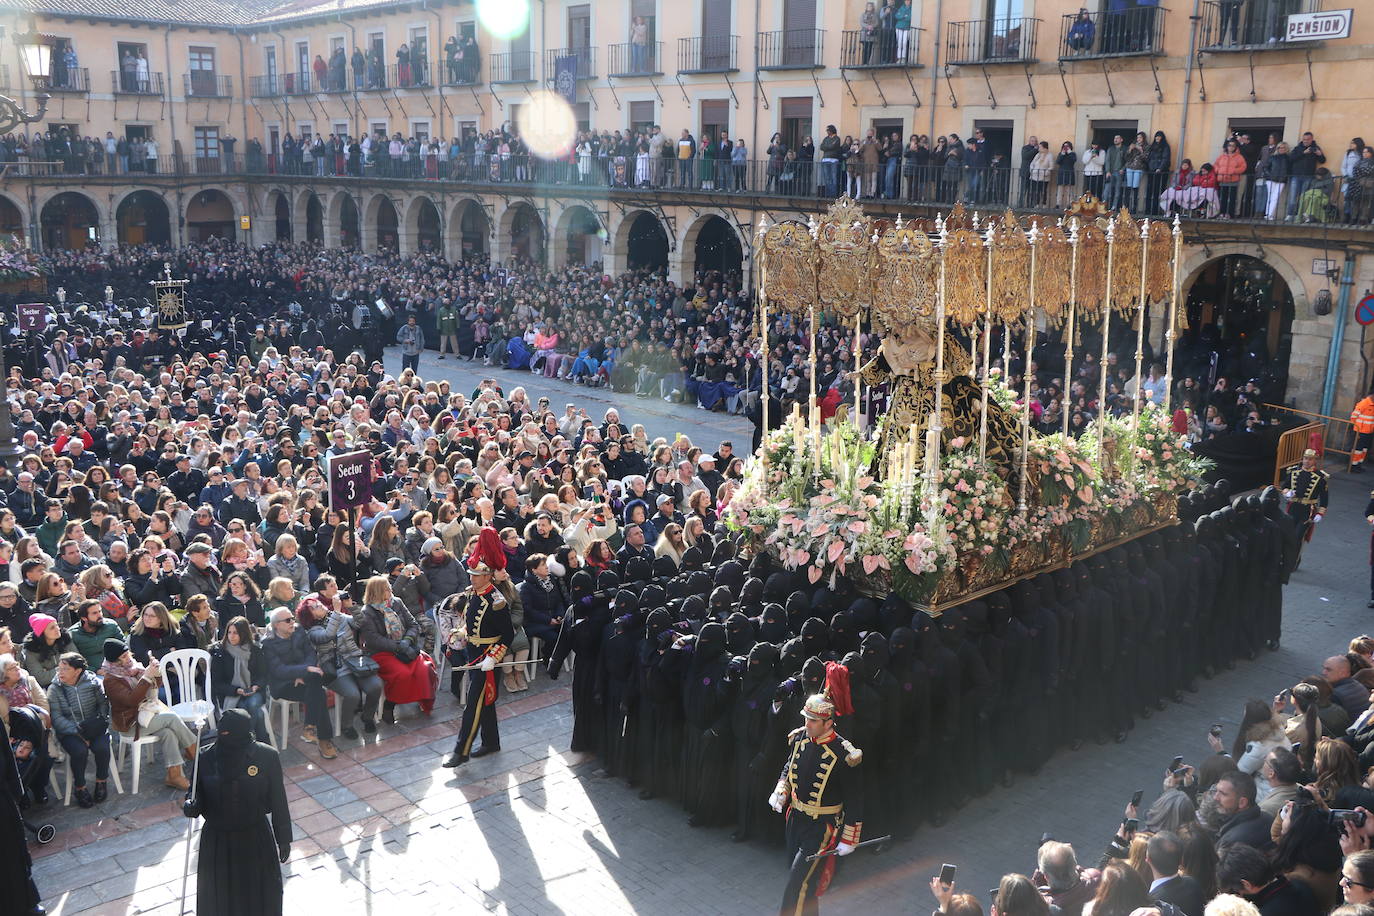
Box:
[1313, 514, 1324, 523]
[1283, 490, 1295, 499]
[836, 842, 856, 856]
[479, 655, 496, 672]
[769, 787, 787, 813]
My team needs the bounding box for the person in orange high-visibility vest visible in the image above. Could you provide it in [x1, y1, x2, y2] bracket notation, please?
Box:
[1351, 391, 1374, 472]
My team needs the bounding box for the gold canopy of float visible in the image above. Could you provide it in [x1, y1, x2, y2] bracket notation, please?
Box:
[755, 194, 1185, 514]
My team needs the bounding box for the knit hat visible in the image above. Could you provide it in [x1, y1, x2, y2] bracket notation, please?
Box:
[422, 537, 443, 555]
[103, 638, 129, 663]
[27, 613, 56, 638]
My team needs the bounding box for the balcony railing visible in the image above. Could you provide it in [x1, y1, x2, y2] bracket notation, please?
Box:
[678, 35, 738, 73]
[250, 75, 281, 97]
[112, 70, 165, 96]
[49, 67, 90, 93]
[545, 47, 597, 81]
[490, 51, 536, 84]
[840, 27, 923, 68]
[757, 30, 824, 69]
[10, 151, 1374, 229]
[184, 73, 232, 98]
[383, 61, 434, 90]
[946, 17, 1040, 65]
[608, 41, 663, 76]
[1060, 7, 1166, 59]
[1200, 0, 1323, 50]
[440, 54, 483, 86]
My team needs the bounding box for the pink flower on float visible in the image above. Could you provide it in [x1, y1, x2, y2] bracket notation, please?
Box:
[950, 437, 967, 449]
[808, 565, 824, 584]
[856, 476, 875, 489]
[847, 520, 868, 535]
[827, 540, 847, 564]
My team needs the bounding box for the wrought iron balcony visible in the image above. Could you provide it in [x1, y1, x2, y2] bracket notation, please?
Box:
[490, 51, 536, 84]
[757, 30, 824, 70]
[678, 35, 739, 74]
[608, 41, 663, 77]
[840, 27, 923, 68]
[945, 17, 1040, 65]
[1059, 7, 1166, 60]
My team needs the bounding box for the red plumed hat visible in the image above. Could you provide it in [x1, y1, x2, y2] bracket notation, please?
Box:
[468, 526, 507, 573]
[823, 661, 854, 717]
[1172, 409, 1188, 436]
[1307, 429, 1324, 458]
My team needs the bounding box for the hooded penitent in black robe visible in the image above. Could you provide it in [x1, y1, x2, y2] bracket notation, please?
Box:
[183, 708, 293, 916]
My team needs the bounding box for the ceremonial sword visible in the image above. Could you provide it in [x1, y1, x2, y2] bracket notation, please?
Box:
[804, 835, 893, 861]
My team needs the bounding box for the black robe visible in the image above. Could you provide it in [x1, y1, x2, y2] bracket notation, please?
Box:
[0, 717, 40, 913]
[187, 738, 293, 916]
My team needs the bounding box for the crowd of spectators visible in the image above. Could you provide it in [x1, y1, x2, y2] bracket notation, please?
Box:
[0, 251, 775, 816]
[4, 119, 1364, 224]
[926, 627, 1374, 916]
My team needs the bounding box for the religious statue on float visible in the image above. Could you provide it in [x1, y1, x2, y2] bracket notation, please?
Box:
[854, 315, 1021, 480]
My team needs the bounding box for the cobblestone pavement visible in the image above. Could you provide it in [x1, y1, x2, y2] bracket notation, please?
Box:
[30, 354, 1372, 914]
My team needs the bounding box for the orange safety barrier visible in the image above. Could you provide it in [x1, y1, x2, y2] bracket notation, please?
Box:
[1273, 422, 1326, 487]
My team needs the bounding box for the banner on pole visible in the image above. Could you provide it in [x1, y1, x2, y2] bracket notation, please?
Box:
[16, 303, 46, 333]
[554, 55, 578, 105]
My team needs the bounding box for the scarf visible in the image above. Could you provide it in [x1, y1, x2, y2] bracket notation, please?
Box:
[0, 676, 32, 709]
[225, 642, 252, 691]
[99, 657, 144, 687]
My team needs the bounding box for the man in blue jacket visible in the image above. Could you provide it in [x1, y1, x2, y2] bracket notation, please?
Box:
[262, 609, 337, 759]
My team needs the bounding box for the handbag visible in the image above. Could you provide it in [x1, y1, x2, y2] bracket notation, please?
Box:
[343, 654, 380, 676]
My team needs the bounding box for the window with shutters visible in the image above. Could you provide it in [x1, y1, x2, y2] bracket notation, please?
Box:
[701, 0, 731, 69]
[573, 102, 590, 133]
[630, 100, 655, 134]
[568, 5, 591, 48]
[700, 99, 728, 143]
[780, 97, 812, 151]
[781, 0, 816, 66]
[510, 12, 533, 80]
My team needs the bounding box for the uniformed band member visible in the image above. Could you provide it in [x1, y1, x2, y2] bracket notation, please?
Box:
[770, 676, 864, 916]
[443, 553, 515, 768]
[182, 707, 293, 916]
[1283, 447, 1329, 553]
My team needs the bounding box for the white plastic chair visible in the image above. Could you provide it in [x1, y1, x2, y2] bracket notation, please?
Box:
[57, 751, 124, 805]
[113, 730, 162, 795]
[270, 691, 342, 750]
[161, 649, 216, 730]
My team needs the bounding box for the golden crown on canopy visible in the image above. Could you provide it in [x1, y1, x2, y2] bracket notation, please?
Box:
[759, 219, 817, 318]
[756, 200, 1178, 332]
[816, 196, 874, 321]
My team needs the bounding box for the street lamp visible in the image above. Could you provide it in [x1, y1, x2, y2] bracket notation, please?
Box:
[0, 33, 51, 135]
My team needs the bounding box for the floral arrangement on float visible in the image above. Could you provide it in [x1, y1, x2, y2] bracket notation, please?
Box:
[0, 240, 44, 282]
[723, 403, 1210, 607]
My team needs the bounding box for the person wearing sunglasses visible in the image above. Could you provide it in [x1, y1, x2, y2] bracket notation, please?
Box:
[1343, 851, 1374, 905]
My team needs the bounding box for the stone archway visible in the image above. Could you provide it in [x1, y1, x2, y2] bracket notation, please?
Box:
[681, 213, 742, 281]
[614, 209, 670, 274]
[40, 191, 101, 250]
[115, 190, 171, 246]
[554, 204, 603, 268]
[302, 192, 325, 243]
[327, 191, 361, 249]
[405, 196, 442, 255]
[1180, 251, 1297, 407]
[365, 194, 399, 253]
[185, 189, 237, 241]
[269, 190, 292, 242]
[448, 199, 490, 261]
[0, 193, 27, 243]
[499, 202, 546, 266]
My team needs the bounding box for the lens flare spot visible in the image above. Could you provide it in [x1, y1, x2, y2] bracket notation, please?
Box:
[520, 90, 577, 159]
[477, 0, 530, 41]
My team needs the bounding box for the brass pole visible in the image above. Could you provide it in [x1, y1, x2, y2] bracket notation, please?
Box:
[925, 217, 949, 507]
[1020, 226, 1039, 514]
[1131, 219, 1151, 443]
[979, 225, 995, 465]
[1063, 218, 1079, 438]
[854, 311, 862, 428]
[1098, 220, 1116, 460]
[1165, 215, 1183, 408]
